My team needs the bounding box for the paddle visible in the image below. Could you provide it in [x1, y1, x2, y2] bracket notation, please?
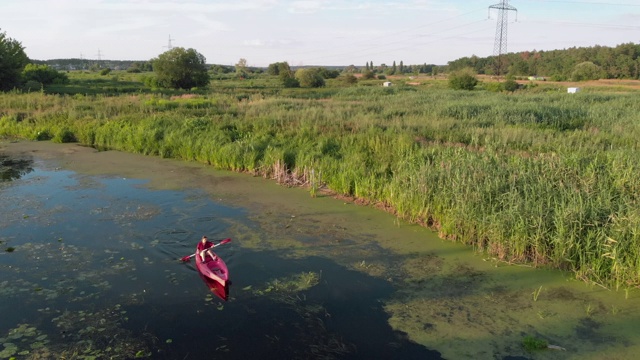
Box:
[180, 238, 232, 262]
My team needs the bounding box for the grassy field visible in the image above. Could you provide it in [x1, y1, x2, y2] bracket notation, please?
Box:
[2, 71, 640, 290]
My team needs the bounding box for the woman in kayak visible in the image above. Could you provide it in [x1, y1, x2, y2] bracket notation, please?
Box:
[197, 236, 218, 263]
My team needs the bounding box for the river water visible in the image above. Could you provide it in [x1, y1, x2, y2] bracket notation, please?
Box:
[1, 141, 638, 360]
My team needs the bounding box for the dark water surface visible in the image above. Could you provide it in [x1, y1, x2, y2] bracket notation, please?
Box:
[0, 152, 441, 359]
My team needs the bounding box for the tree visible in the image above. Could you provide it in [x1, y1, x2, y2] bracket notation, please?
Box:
[448, 67, 478, 90]
[152, 47, 210, 89]
[295, 68, 325, 88]
[22, 64, 68, 85]
[127, 61, 152, 73]
[268, 61, 294, 76]
[270, 62, 297, 87]
[209, 64, 233, 75]
[338, 73, 357, 85]
[361, 70, 376, 80]
[267, 62, 280, 75]
[316, 67, 340, 79]
[503, 78, 519, 92]
[571, 61, 604, 81]
[0, 29, 29, 91]
[235, 58, 248, 79]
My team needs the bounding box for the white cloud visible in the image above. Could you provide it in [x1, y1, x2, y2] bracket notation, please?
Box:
[1, 0, 638, 65]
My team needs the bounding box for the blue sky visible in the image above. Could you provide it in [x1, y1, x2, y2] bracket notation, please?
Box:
[1, 0, 638, 66]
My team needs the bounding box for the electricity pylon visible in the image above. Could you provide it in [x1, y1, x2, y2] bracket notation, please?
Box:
[489, 0, 517, 76]
[165, 34, 174, 50]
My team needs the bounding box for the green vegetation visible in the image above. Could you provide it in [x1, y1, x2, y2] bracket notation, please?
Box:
[449, 42, 640, 80]
[2, 71, 640, 289]
[522, 336, 548, 352]
[295, 68, 325, 88]
[22, 63, 69, 86]
[448, 68, 478, 90]
[0, 29, 29, 91]
[151, 47, 210, 90]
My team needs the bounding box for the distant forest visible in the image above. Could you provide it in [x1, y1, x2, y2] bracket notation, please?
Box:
[448, 42, 640, 81]
[34, 42, 640, 81]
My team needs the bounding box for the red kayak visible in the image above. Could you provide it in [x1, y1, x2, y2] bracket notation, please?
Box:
[195, 250, 229, 287]
[199, 273, 230, 301]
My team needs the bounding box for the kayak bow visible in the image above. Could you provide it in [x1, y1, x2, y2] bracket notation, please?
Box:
[195, 251, 229, 287]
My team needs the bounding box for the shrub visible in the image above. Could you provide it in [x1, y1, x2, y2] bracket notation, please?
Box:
[53, 128, 77, 143]
[448, 68, 478, 90]
[572, 61, 604, 81]
[483, 82, 503, 92]
[22, 80, 43, 92]
[282, 77, 300, 88]
[504, 79, 519, 92]
[295, 68, 325, 88]
[338, 74, 357, 85]
[34, 129, 52, 141]
[22, 64, 69, 85]
[361, 70, 375, 80]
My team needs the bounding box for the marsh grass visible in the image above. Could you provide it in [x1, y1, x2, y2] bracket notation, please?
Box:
[2, 73, 640, 288]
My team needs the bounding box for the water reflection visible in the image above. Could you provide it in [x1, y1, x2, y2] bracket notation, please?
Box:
[0, 153, 34, 181]
[0, 153, 441, 359]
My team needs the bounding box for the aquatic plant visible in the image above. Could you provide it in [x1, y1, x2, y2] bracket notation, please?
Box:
[249, 271, 321, 298]
[522, 335, 548, 352]
[532, 286, 543, 302]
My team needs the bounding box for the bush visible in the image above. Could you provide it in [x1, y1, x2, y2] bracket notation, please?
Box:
[22, 80, 42, 92]
[22, 64, 68, 85]
[53, 128, 77, 143]
[448, 68, 478, 90]
[295, 68, 325, 88]
[572, 61, 604, 81]
[152, 47, 210, 89]
[338, 74, 357, 85]
[483, 82, 503, 92]
[361, 70, 375, 80]
[504, 79, 519, 92]
[282, 77, 300, 88]
[34, 129, 52, 141]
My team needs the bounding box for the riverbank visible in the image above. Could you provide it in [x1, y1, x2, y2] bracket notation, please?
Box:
[3, 139, 640, 360]
[2, 83, 639, 288]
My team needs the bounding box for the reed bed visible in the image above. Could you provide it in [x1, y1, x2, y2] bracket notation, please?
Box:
[1, 78, 639, 289]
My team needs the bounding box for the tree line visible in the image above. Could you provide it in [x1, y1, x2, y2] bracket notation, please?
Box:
[448, 42, 640, 81]
[4, 26, 639, 93]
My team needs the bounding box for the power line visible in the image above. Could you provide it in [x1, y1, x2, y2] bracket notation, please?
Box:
[524, 19, 640, 30]
[165, 34, 175, 50]
[521, 0, 640, 6]
[310, 19, 493, 64]
[280, 8, 488, 59]
[489, 0, 517, 76]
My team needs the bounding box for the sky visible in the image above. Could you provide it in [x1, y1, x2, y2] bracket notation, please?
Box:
[1, 0, 639, 67]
